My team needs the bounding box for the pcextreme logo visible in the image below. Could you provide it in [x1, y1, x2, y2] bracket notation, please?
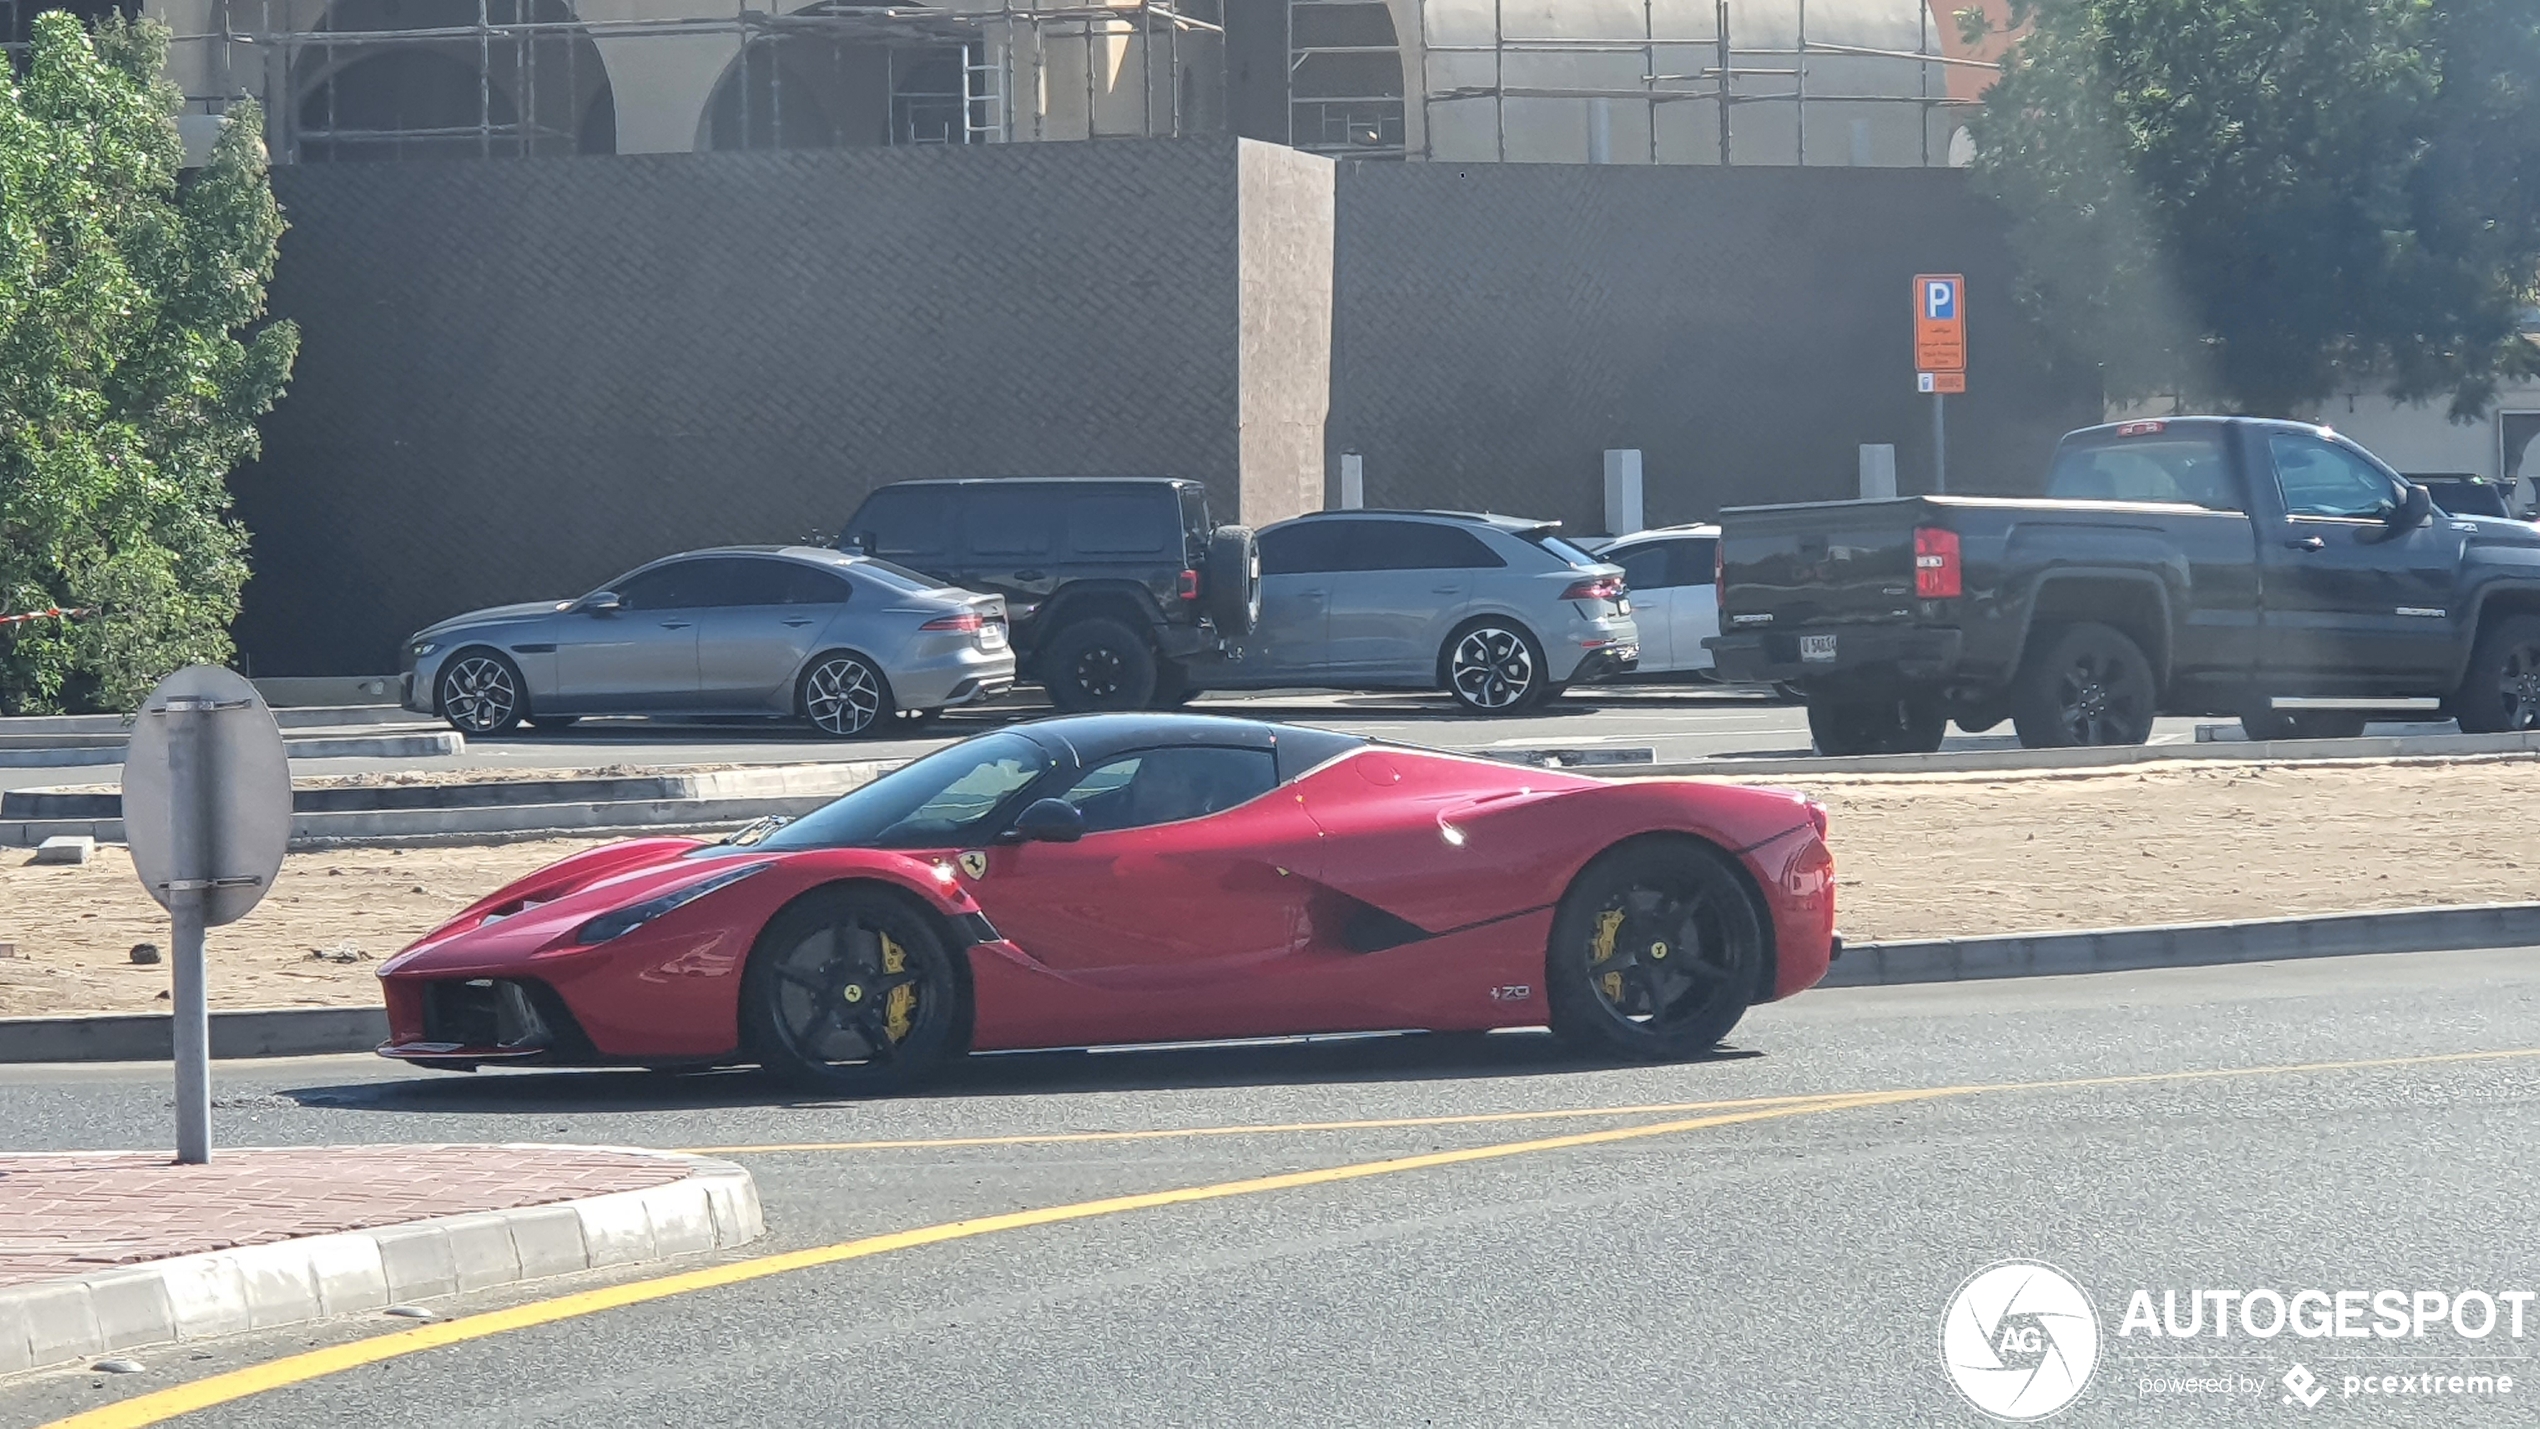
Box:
[1942, 1260, 2102, 1420]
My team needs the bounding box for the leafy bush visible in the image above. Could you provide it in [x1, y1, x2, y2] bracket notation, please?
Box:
[0, 13, 297, 713]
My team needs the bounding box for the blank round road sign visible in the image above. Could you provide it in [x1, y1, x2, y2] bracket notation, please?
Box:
[122, 666, 292, 928]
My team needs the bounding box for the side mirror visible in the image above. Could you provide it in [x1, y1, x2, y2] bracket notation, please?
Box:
[2391, 481, 2433, 533]
[578, 591, 623, 614]
[1005, 797, 1085, 845]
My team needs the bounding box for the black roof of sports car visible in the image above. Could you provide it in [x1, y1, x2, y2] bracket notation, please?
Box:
[1008, 714, 1365, 780]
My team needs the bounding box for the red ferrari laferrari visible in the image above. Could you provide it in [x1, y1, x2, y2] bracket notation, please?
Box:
[378, 714, 1835, 1090]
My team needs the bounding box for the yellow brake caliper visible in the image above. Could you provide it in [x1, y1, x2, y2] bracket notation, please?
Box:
[1591, 908, 1627, 1004]
[880, 933, 916, 1042]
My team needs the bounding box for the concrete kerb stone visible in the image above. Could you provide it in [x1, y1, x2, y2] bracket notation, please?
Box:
[0, 761, 891, 848]
[0, 729, 459, 771]
[0, 1007, 391, 1063]
[0, 1150, 759, 1376]
[1824, 902, 2540, 987]
[1644, 727, 2540, 780]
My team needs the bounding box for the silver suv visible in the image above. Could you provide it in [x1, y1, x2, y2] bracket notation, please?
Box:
[1180, 511, 1638, 712]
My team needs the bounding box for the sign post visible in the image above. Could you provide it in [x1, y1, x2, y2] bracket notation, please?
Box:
[122, 666, 291, 1164]
[1914, 274, 1967, 493]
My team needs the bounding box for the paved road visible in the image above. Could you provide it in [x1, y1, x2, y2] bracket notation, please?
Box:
[4, 688, 2243, 793]
[10, 946, 2540, 1426]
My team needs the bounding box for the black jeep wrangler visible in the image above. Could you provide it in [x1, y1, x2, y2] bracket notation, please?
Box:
[838, 478, 1261, 711]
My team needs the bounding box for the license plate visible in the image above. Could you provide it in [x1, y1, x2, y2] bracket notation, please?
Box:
[1617, 598, 1632, 615]
[1800, 633, 1838, 662]
[980, 623, 1008, 650]
[1612, 643, 1638, 662]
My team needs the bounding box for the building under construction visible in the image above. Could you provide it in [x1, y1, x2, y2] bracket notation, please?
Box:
[10, 0, 2006, 166]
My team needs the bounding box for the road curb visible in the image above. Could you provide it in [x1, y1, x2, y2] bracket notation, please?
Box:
[0, 730, 461, 771]
[0, 1007, 388, 1063]
[1824, 902, 2540, 986]
[0, 762, 890, 848]
[1642, 728, 2540, 779]
[0, 1147, 762, 1376]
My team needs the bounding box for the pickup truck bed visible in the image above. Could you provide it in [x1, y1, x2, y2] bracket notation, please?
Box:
[1707, 417, 2540, 754]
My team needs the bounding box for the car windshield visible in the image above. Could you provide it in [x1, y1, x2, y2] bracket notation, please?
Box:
[1521, 531, 1602, 566]
[847, 556, 945, 592]
[753, 733, 1052, 850]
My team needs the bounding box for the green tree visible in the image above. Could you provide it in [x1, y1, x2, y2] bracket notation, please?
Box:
[1964, 0, 2540, 418]
[0, 12, 297, 714]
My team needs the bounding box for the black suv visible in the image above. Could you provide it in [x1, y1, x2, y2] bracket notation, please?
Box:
[839, 478, 1260, 711]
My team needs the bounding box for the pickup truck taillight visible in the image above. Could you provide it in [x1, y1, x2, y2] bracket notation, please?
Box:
[1913, 526, 1962, 599]
[1560, 575, 1627, 603]
[1715, 542, 1726, 607]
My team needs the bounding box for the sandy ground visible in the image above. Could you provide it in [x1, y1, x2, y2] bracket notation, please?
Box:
[4, 756, 2534, 1017]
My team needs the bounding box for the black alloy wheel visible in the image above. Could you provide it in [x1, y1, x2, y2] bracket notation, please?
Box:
[743, 887, 966, 1093]
[1546, 839, 1764, 1061]
[1039, 617, 1158, 712]
[2455, 615, 2540, 734]
[2009, 622, 2156, 748]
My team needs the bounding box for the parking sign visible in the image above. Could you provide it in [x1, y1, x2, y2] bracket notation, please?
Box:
[1914, 273, 1965, 375]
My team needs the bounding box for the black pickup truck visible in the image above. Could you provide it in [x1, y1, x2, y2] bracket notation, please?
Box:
[1706, 417, 2540, 755]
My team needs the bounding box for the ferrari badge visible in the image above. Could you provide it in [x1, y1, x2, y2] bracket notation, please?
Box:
[957, 850, 988, 880]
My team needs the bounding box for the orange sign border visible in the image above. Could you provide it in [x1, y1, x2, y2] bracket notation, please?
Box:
[1914, 273, 1966, 374]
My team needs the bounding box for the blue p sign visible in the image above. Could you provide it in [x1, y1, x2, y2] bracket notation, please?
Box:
[1925, 278, 1958, 321]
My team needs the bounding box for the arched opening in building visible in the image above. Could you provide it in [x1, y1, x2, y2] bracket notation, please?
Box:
[701, 20, 985, 152]
[1286, 0, 1403, 157]
[292, 0, 613, 161]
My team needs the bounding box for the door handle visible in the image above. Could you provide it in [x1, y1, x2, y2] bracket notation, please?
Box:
[659, 620, 692, 630]
[1432, 585, 1463, 594]
[2284, 536, 2325, 552]
[781, 617, 815, 628]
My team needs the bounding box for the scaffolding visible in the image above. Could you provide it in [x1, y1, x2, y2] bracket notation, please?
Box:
[177, 1, 1227, 162]
[1409, 0, 2000, 165]
[86, 0, 1992, 165]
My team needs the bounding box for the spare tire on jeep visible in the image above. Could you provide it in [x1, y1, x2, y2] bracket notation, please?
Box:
[1204, 526, 1261, 637]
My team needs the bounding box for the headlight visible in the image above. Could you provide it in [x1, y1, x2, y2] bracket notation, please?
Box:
[572, 861, 771, 945]
[409, 640, 439, 659]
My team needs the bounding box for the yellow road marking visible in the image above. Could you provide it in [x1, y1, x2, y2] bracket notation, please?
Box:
[47, 1043, 2540, 1428]
[676, 1091, 1849, 1154]
[42, 1091, 1914, 1429]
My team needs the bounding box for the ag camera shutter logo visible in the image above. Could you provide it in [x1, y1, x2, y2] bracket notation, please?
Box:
[1942, 1260, 2101, 1420]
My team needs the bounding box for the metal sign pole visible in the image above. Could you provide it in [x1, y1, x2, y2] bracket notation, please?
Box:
[1932, 393, 1948, 495]
[124, 666, 293, 1167]
[163, 697, 214, 1164]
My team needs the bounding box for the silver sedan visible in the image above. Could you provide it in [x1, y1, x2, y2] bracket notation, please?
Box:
[400, 547, 1014, 737]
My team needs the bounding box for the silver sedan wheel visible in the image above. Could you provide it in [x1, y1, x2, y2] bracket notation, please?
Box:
[803, 655, 887, 737]
[1449, 624, 1538, 711]
[438, 654, 519, 733]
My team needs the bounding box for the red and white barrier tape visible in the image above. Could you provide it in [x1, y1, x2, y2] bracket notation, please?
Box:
[0, 606, 93, 627]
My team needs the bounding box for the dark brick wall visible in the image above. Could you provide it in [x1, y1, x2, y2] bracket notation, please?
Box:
[241, 140, 1243, 676]
[236, 144, 2102, 675]
[1326, 162, 2103, 532]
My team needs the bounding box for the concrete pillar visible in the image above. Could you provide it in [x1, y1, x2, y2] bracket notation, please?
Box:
[1860, 444, 1898, 500]
[585, 31, 739, 154]
[1602, 449, 1644, 536]
[1237, 140, 1336, 526]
